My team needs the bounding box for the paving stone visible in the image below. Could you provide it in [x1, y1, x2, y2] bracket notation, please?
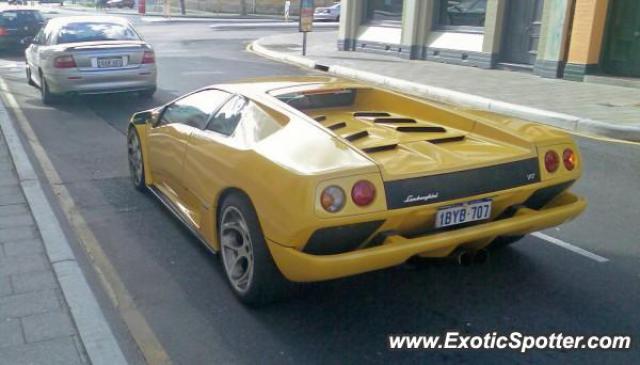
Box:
[0, 275, 11, 297]
[0, 289, 60, 319]
[0, 318, 24, 349]
[0, 226, 39, 244]
[0, 204, 29, 218]
[0, 214, 34, 230]
[11, 270, 58, 294]
[0, 175, 18, 188]
[0, 336, 84, 365]
[0, 254, 49, 276]
[3, 239, 44, 257]
[0, 193, 24, 206]
[22, 311, 76, 343]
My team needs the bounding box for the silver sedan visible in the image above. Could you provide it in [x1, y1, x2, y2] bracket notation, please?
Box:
[25, 16, 157, 104]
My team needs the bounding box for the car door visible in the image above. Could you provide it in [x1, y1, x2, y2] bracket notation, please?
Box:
[147, 89, 231, 215]
[180, 95, 249, 233]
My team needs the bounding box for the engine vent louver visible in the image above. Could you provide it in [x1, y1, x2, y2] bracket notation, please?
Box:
[353, 112, 391, 117]
[428, 136, 465, 144]
[396, 126, 446, 133]
[327, 122, 347, 130]
[314, 115, 327, 122]
[345, 130, 369, 142]
[373, 118, 417, 124]
[362, 144, 398, 153]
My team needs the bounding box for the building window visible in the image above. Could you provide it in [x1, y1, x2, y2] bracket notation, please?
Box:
[435, 0, 487, 32]
[363, 0, 404, 28]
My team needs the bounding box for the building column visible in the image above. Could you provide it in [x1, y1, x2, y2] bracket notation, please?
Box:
[564, 0, 610, 81]
[482, 0, 507, 66]
[534, 0, 575, 78]
[399, 0, 429, 59]
[337, 0, 363, 51]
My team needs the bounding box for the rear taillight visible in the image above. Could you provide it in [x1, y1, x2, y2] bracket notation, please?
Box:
[320, 186, 345, 213]
[54, 55, 76, 68]
[0, 27, 7, 37]
[544, 150, 560, 173]
[563, 148, 576, 171]
[351, 180, 376, 207]
[142, 51, 155, 64]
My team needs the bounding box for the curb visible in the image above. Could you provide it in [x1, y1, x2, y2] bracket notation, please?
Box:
[210, 22, 338, 30]
[251, 40, 640, 142]
[0, 82, 127, 365]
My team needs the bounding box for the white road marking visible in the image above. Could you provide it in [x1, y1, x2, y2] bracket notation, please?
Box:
[532, 232, 609, 263]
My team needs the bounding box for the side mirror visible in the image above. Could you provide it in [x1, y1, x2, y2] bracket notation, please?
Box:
[131, 110, 153, 125]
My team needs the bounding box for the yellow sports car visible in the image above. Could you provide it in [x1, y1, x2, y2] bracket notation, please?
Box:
[127, 76, 586, 304]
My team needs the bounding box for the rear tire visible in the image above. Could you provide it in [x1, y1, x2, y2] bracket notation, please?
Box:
[26, 67, 36, 87]
[139, 88, 156, 99]
[218, 193, 290, 306]
[40, 74, 58, 105]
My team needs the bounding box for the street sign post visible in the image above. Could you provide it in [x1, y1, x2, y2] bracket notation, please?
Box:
[299, 0, 314, 56]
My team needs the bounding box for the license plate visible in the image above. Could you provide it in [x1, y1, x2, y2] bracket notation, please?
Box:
[435, 199, 492, 228]
[97, 57, 123, 68]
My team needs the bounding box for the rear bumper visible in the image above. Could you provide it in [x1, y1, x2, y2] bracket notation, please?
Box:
[45, 66, 157, 95]
[268, 191, 586, 282]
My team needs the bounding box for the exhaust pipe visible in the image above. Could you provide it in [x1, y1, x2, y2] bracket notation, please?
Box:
[473, 249, 489, 264]
[456, 250, 473, 266]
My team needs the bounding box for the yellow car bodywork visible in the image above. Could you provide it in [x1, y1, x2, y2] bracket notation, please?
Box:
[130, 76, 586, 283]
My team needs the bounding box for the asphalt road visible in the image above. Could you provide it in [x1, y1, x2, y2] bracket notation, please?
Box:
[0, 10, 639, 365]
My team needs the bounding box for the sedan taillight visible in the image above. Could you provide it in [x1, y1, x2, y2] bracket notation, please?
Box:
[54, 55, 76, 68]
[142, 51, 155, 64]
[0, 27, 8, 37]
[351, 180, 376, 207]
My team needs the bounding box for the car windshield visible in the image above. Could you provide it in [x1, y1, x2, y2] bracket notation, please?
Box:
[57, 22, 139, 44]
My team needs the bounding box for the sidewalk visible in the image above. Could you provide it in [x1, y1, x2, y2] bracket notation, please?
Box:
[0, 92, 126, 363]
[0, 132, 88, 364]
[252, 31, 640, 141]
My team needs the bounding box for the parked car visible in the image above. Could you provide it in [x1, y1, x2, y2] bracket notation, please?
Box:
[0, 9, 45, 51]
[126, 77, 586, 305]
[38, 0, 65, 4]
[313, 2, 340, 21]
[105, 0, 135, 9]
[25, 16, 157, 104]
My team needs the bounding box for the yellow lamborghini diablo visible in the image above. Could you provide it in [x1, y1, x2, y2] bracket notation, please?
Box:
[127, 76, 586, 304]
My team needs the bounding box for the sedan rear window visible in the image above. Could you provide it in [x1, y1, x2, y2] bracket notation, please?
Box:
[57, 22, 140, 44]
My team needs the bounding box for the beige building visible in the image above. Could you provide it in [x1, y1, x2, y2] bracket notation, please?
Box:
[337, 0, 640, 84]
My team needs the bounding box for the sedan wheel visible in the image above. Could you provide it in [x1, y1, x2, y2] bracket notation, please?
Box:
[127, 128, 146, 190]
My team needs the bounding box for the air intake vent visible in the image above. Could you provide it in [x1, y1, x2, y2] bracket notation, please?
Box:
[396, 126, 446, 133]
[353, 112, 391, 117]
[362, 144, 398, 153]
[314, 115, 327, 122]
[373, 118, 417, 124]
[327, 122, 347, 130]
[428, 136, 465, 144]
[345, 130, 369, 142]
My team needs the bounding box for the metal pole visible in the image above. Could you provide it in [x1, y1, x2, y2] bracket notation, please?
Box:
[302, 32, 307, 56]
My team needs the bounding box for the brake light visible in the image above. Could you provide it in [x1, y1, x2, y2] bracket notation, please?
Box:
[142, 51, 155, 64]
[351, 180, 376, 207]
[54, 55, 76, 68]
[320, 186, 345, 213]
[544, 150, 560, 173]
[0, 27, 7, 37]
[563, 148, 576, 171]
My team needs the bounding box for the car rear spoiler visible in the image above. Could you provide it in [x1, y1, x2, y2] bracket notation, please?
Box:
[64, 41, 149, 52]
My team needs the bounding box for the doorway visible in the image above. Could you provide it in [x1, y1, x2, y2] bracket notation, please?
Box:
[602, 0, 640, 77]
[500, 0, 545, 66]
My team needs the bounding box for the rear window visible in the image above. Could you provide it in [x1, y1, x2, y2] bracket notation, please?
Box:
[277, 89, 356, 109]
[0, 10, 43, 26]
[57, 22, 140, 44]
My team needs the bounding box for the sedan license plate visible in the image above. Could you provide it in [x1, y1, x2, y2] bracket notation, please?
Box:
[97, 57, 123, 68]
[435, 199, 492, 228]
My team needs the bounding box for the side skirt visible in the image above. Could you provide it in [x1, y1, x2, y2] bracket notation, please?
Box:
[147, 185, 218, 255]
